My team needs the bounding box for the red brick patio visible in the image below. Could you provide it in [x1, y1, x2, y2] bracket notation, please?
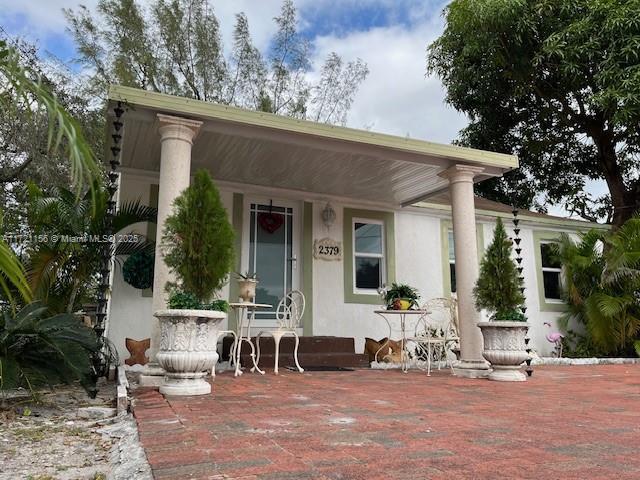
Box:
[132, 365, 640, 479]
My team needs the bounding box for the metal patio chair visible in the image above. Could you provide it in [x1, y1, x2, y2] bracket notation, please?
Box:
[408, 297, 459, 375]
[253, 290, 305, 374]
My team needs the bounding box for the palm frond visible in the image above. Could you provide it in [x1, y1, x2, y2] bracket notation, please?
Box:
[0, 40, 100, 196]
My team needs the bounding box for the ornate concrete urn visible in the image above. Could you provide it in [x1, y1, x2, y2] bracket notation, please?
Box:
[154, 309, 226, 395]
[478, 321, 530, 382]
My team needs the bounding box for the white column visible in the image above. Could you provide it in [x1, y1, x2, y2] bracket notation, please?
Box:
[440, 164, 489, 378]
[140, 114, 202, 386]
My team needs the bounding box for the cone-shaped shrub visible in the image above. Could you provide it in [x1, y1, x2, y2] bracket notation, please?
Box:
[163, 170, 235, 306]
[473, 217, 525, 320]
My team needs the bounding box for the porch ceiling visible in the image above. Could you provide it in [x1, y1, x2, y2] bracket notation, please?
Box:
[107, 86, 518, 207]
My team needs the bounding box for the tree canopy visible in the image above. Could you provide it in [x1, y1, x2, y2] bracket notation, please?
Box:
[428, 0, 640, 227]
[65, 0, 369, 125]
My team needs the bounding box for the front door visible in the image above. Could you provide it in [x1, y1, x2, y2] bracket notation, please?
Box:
[243, 198, 300, 328]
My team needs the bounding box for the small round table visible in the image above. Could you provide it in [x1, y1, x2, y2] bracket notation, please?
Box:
[374, 309, 428, 373]
[229, 302, 272, 377]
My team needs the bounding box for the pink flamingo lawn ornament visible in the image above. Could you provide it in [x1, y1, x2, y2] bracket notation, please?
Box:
[544, 322, 564, 358]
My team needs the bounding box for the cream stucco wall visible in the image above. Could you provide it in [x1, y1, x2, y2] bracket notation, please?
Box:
[107, 172, 233, 361]
[108, 170, 582, 362]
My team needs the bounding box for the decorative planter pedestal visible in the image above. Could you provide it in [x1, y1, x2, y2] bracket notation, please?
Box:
[154, 309, 226, 395]
[478, 321, 530, 382]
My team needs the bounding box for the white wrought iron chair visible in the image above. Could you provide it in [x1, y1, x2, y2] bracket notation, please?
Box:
[253, 290, 305, 374]
[408, 297, 459, 376]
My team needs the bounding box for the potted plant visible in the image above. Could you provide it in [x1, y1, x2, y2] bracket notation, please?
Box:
[236, 271, 258, 302]
[383, 283, 420, 310]
[155, 170, 235, 396]
[474, 218, 529, 382]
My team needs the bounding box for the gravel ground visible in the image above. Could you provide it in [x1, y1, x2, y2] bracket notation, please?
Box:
[0, 379, 152, 480]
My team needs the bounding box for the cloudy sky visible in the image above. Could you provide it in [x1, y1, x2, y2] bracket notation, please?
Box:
[0, 0, 467, 144]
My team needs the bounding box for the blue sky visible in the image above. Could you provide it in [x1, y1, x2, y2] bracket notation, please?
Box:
[1, 0, 603, 216]
[0, 0, 463, 143]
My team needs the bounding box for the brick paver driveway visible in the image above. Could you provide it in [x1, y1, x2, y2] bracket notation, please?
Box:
[132, 365, 640, 479]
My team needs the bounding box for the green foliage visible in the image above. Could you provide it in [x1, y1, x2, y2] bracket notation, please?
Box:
[26, 181, 156, 313]
[0, 302, 98, 396]
[0, 40, 99, 196]
[554, 216, 640, 355]
[428, 0, 640, 226]
[0, 38, 104, 306]
[163, 170, 234, 305]
[122, 250, 154, 290]
[236, 271, 257, 281]
[474, 218, 525, 320]
[65, 0, 369, 125]
[383, 283, 420, 309]
[168, 291, 228, 312]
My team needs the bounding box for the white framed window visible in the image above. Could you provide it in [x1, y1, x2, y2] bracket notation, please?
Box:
[540, 241, 562, 301]
[352, 218, 385, 294]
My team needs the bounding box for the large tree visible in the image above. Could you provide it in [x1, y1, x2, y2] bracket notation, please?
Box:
[65, 0, 369, 125]
[428, 0, 640, 227]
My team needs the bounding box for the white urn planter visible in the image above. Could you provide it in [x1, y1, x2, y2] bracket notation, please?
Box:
[237, 279, 257, 302]
[154, 309, 226, 396]
[478, 321, 530, 382]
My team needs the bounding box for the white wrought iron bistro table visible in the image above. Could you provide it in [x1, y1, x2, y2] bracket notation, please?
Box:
[374, 309, 429, 373]
[229, 302, 272, 377]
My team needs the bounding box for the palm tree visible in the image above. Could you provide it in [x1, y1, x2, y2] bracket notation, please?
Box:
[27, 182, 156, 314]
[0, 39, 100, 303]
[554, 222, 640, 355]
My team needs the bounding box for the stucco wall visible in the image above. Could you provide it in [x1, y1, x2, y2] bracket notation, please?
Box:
[107, 172, 233, 361]
[108, 171, 580, 362]
[312, 203, 445, 353]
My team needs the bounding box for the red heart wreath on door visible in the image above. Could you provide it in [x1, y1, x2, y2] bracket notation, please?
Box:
[258, 212, 284, 233]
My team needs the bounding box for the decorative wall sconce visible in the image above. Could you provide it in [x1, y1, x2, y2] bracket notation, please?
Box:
[321, 202, 336, 230]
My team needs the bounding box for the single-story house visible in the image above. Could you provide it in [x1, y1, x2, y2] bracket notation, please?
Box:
[104, 85, 599, 377]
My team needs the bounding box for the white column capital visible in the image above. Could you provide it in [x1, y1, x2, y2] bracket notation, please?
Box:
[439, 164, 485, 183]
[157, 113, 203, 145]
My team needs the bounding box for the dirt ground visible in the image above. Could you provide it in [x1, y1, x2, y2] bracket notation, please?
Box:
[0, 379, 151, 480]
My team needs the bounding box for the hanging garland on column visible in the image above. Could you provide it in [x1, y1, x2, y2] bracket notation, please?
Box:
[512, 207, 533, 377]
[93, 101, 125, 379]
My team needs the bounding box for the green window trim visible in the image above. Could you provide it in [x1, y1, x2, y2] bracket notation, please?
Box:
[142, 184, 159, 298]
[301, 202, 313, 335]
[533, 230, 567, 312]
[440, 219, 484, 297]
[344, 208, 395, 304]
[227, 192, 244, 332]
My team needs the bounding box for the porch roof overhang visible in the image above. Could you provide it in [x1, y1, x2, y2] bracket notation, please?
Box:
[107, 85, 518, 207]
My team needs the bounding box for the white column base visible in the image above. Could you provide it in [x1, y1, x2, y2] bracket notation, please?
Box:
[488, 366, 527, 382]
[453, 360, 491, 379]
[159, 372, 211, 396]
[138, 363, 165, 387]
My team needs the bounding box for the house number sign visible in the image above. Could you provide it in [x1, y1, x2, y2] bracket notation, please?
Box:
[313, 237, 342, 261]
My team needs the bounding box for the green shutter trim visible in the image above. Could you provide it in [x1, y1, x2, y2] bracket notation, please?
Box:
[343, 208, 395, 305]
[532, 230, 567, 312]
[142, 184, 159, 298]
[302, 202, 314, 335]
[440, 219, 484, 297]
[228, 193, 244, 331]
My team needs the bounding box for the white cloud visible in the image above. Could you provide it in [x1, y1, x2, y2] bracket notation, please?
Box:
[0, 0, 99, 35]
[2, 0, 466, 145]
[307, 7, 467, 143]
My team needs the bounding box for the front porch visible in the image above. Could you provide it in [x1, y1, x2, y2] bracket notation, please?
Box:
[106, 85, 519, 378]
[132, 364, 640, 479]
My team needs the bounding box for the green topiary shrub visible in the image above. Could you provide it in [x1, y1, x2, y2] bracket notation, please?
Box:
[473, 218, 525, 321]
[162, 170, 234, 310]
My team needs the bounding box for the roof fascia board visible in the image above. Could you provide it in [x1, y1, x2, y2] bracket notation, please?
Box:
[108, 85, 518, 170]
